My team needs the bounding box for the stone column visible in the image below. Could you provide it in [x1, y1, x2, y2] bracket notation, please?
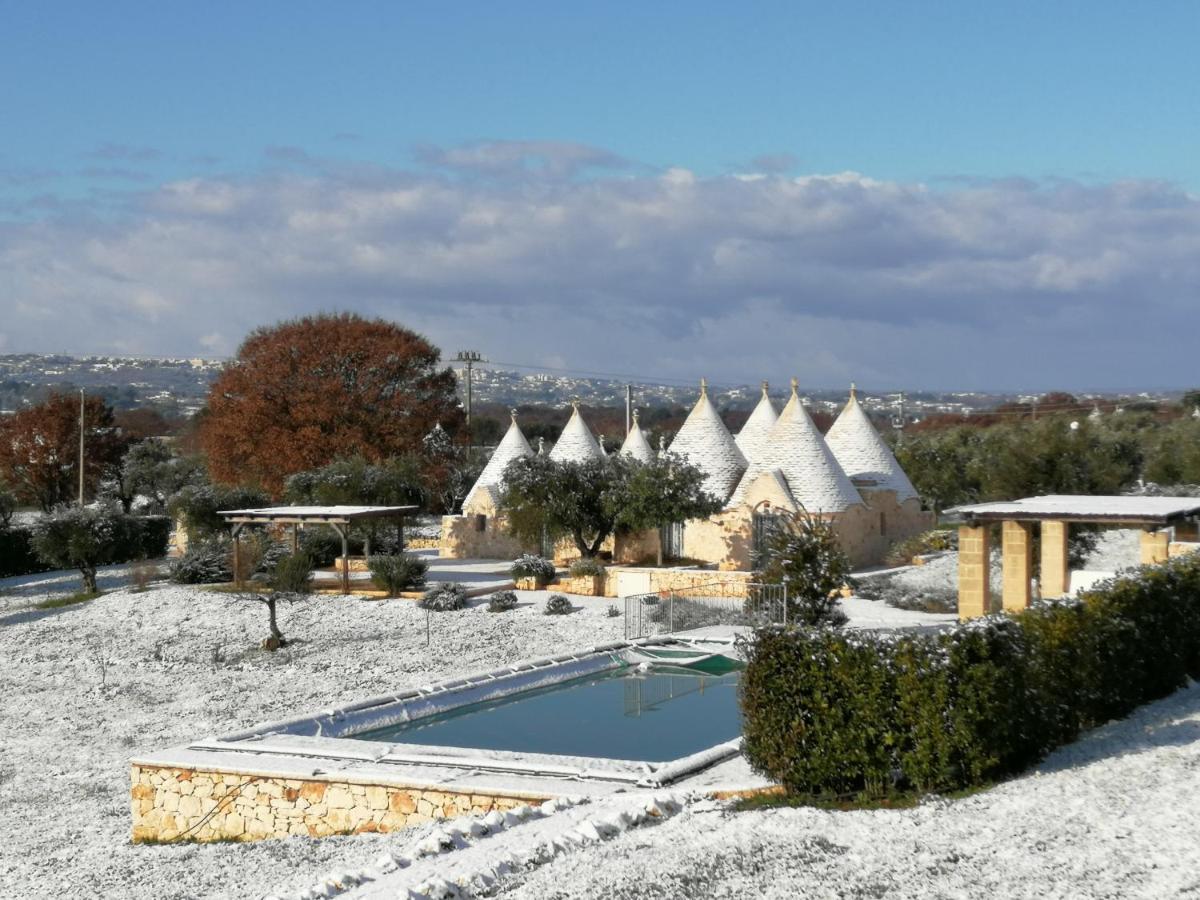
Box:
[1040, 520, 1070, 599]
[1001, 520, 1033, 613]
[958, 524, 991, 620]
[1140, 529, 1170, 565]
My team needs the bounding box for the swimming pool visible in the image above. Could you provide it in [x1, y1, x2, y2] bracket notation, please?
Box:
[355, 665, 743, 762]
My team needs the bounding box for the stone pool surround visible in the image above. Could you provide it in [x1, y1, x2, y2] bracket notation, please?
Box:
[131, 637, 749, 843]
[130, 763, 542, 843]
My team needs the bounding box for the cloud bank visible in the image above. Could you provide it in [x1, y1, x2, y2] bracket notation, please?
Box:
[2, 144, 1197, 390]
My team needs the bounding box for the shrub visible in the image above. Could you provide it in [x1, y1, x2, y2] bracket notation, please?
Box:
[883, 529, 956, 567]
[755, 510, 850, 626]
[369, 553, 429, 597]
[568, 557, 605, 578]
[544, 594, 572, 615]
[606, 604, 621, 618]
[169, 539, 233, 584]
[420, 581, 467, 611]
[30, 507, 130, 594]
[740, 553, 1200, 800]
[268, 550, 314, 595]
[0, 484, 15, 527]
[486, 590, 519, 613]
[510, 554, 555, 583]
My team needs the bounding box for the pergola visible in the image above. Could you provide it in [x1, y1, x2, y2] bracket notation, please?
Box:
[218, 505, 419, 594]
[944, 495, 1200, 619]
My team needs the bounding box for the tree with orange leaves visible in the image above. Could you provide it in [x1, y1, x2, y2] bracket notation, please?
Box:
[200, 313, 463, 495]
[0, 391, 127, 511]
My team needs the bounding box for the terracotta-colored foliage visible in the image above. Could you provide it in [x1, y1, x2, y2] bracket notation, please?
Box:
[0, 392, 127, 511]
[200, 313, 463, 495]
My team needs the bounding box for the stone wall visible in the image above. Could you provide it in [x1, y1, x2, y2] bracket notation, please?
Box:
[130, 764, 546, 843]
[440, 512, 534, 560]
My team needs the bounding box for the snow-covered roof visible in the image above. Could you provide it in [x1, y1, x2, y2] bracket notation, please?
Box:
[217, 505, 418, 522]
[462, 411, 533, 510]
[946, 495, 1200, 524]
[824, 386, 918, 501]
[667, 380, 747, 501]
[734, 381, 778, 464]
[729, 380, 862, 513]
[619, 412, 655, 464]
[549, 402, 605, 464]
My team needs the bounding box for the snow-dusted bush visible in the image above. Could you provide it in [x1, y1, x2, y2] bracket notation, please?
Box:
[510, 554, 555, 584]
[0, 524, 52, 578]
[568, 556, 605, 578]
[267, 550, 314, 595]
[169, 539, 232, 585]
[742, 552, 1200, 800]
[544, 594, 572, 615]
[755, 510, 850, 626]
[369, 552, 428, 596]
[420, 581, 467, 611]
[606, 604, 621, 618]
[883, 529, 956, 567]
[486, 590, 518, 613]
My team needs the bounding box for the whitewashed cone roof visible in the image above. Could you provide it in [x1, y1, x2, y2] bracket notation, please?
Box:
[668, 380, 747, 502]
[735, 381, 779, 464]
[549, 401, 605, 463]
[729, 380, 862, 513]
[824, 386, 918, 502]
[620, 411, 655, 464]
[462, 410, 533, 510]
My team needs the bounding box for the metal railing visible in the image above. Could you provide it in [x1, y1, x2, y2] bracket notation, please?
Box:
[624, 581, 789, 639]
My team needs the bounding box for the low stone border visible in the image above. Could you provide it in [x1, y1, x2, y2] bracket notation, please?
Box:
[131, 765, 545, 843]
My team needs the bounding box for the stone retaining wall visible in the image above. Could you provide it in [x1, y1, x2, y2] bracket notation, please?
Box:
[130, 764, 547, 843]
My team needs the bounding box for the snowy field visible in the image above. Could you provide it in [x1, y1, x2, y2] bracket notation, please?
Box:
[2, 546, 1196, 899]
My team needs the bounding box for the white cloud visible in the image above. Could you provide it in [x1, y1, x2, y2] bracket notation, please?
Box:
[2, 157, 1199, 390]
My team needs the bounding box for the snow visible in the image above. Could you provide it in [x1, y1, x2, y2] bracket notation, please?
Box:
[484, 682, 1200, 899]
[946, 494, 1200, 522]
[4, 550, 1197, 899]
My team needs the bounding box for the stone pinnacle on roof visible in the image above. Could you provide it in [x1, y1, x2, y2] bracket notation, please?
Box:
[824, 386, 918, 502]
[549, 399, 605, 463]
[729, 379, 862, 512]
[735, 379, 779, 464]
[667, 379, 747, 502]
[462, 409, 533, 510]
[620, 410, 655, 463]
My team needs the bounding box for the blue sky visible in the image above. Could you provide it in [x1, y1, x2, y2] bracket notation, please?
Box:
[2, 2, 1199, 390]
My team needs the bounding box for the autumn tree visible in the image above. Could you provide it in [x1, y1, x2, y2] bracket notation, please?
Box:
[0, 392, 127, 512]
[199, 313, 463, 495]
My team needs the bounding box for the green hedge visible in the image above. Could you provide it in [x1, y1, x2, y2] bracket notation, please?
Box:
[740, 553, 1200, 798]
[0, 515, 170, 580]
[0, 526, 52, 579]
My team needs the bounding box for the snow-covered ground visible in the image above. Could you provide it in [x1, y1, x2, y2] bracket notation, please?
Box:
[2, 550, 1195, 899]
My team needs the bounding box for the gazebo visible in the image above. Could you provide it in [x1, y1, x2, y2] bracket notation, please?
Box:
[218, 505, 419, 594]
[944, 495, 1200, 619]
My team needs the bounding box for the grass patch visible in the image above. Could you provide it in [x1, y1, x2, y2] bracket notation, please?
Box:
[732, 781, 997, 813]
[35, 590, 102, 610]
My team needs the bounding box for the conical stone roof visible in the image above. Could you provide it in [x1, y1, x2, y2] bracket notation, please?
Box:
[825, 386, 918, 502]
[462, 410, 533, 511]
[729, 380, 862, 513]
[735, 381, 779, 464]
[549, 401, 605, 463]
[667, 380, 747, 502]
[619, 411, 655, 464]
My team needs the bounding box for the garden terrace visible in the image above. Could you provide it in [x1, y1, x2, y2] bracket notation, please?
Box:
[218, 505, 419, 594]
[944, 494, 1200, 617]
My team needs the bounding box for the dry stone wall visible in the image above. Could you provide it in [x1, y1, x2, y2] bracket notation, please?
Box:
[130, 765, 545, 843]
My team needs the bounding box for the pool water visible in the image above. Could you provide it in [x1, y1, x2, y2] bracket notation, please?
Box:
[356, 665, 743, 762]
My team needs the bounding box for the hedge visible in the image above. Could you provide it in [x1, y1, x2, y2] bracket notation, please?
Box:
[740, 553, 1200, 799]
[0, 515, 169, 580]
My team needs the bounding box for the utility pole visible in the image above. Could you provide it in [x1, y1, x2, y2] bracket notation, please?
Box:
[625, 384, 632, 436]
[78, 388, 85, 507]
[454, 350, 484, 450]
[891, 391, 906, 439]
